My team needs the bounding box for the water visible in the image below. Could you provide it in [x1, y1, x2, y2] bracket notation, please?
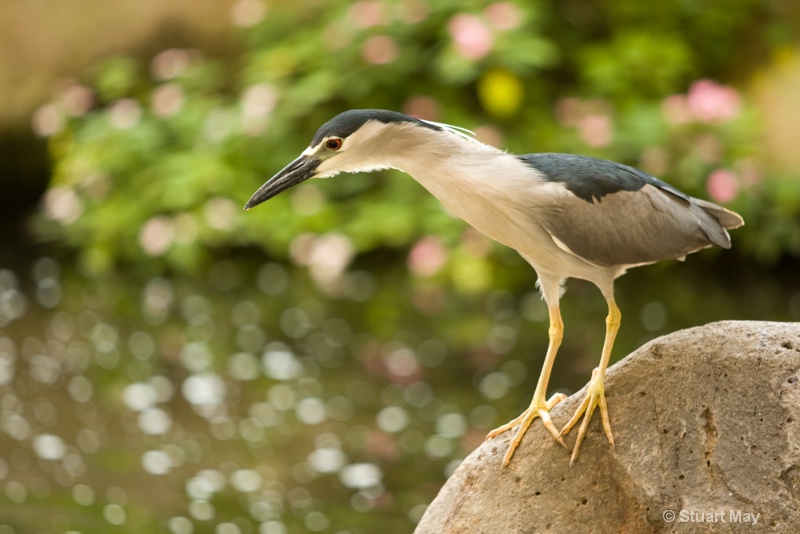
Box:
[0, 249, 787, 533]
[0, 256, 519, 533]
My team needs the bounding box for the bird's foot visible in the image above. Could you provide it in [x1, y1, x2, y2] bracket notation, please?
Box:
[485, 392, 568, 467]
[560, 367, 614, 466]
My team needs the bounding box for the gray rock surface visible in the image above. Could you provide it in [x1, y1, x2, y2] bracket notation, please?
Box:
[415, 321, 800, 533]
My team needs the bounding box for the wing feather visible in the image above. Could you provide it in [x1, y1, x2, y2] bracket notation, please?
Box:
[540, 182, 732, 268]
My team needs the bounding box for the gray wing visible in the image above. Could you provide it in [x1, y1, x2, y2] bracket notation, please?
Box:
[520, 154, 742, 268]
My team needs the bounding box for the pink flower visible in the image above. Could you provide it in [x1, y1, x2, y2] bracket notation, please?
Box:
[448, 14, 493, 60]
[484, 2, 522, 30]
[349, 0, 384, 28]
[553, 98, 614, 147]
[663, 80, 741, 125]
[661, 94, 693, 125]
[687, 79, 741, 123]
[408, 236, 447, 277]
[706, 169, 739, 203]
[555, 97, 583, 127]
[139, 216, 174, 256]
[151, 84, 184, 118]
[578, 114, 613, 147]
[403, 96, 440, 122]
[361, 35, 398, 65]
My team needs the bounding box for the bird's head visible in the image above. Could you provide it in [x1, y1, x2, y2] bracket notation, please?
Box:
[244, 109, 456, 210]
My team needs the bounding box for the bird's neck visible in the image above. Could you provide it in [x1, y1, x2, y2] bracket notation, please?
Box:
[382, 126, 554, 254]
[388, 128, 530, 212]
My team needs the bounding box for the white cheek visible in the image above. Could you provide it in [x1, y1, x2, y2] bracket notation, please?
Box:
[315, 159, 340, 179]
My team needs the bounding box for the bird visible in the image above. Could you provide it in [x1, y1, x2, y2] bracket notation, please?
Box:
[244, 109, 744, 466]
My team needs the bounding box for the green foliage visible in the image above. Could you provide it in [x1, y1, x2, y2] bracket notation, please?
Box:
[35, 0, 794, 280]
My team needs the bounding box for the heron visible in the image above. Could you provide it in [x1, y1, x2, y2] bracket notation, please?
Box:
[245, 109, 744, 466]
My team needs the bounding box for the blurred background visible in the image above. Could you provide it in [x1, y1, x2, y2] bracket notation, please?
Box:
[2, 0, 800, 532]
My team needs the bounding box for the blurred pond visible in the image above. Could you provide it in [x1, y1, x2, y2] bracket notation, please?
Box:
[0, 247, 793, 533]
[0, 254, 523, 534]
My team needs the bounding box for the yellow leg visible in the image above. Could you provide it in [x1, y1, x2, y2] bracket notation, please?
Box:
[561, 298, 620, 465]
[486, 303, 568, 467]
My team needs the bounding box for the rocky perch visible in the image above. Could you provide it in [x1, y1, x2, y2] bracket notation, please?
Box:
[415, 321, 800, 533]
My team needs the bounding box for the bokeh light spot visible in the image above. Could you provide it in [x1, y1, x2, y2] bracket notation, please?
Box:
[361, 35, 399, 65]
[32, 434, 67, 460]
[436, 412, 467, 439]
[72, 484, 95, 506]
[479, 371, 510, 400]
[108, 99, 141, 129]
[339, 463, 382, 489]
[448, 14, 493, 60]
[43, 187, 83, 225]
[142, 450, 173, 475]
[376, 406, 409, 433]
[182, 374, 226, 407]
[307, 447, 347, 474]
[231, 0, 268, 28]
[138, 407, 172, 435]
[640, 301, 668, 332]
[706, 168, 740, 203]
[104, 503, 126, 525]
[295, 397, 327, 425]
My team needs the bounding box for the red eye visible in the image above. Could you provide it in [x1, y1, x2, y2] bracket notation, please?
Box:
[325, 138, 342, 150]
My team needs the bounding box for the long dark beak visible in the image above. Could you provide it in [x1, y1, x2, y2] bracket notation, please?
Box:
[244, 155, 321, 210]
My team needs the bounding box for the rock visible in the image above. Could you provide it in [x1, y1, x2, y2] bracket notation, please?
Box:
[415, 321, 800, 533]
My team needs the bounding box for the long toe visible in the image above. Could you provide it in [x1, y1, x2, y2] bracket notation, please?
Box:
[485, 411, 526, 441]
[560, 369, 613, 465]
[487, 392, 569, 467]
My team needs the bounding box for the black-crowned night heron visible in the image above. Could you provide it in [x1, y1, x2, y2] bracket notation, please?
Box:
[245, 109, 744, 466]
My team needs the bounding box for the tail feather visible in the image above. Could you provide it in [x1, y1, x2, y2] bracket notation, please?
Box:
[689, 198, 744, 250]
[692, 198, 745, 230]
